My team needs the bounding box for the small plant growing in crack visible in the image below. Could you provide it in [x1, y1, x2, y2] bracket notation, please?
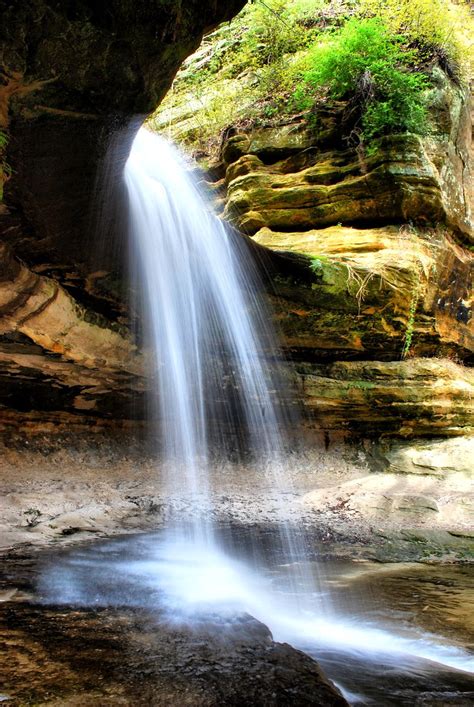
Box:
[0, 130, 12, 202]
[401, 264, 423, 359]
[23, 508, 42, 527]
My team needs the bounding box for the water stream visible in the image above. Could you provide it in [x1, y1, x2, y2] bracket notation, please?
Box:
[123, 127, 310, 594]
[121, 127, 473, 701]
[32, 529, 473, 705]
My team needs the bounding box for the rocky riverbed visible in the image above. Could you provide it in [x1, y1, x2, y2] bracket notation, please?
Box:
[1, 528, 473, 706]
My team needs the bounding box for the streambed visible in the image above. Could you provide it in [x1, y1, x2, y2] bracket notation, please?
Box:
[1, 527, 473, 706]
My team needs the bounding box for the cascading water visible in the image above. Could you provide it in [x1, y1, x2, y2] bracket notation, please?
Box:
[35, 126, 474, 706]
[124, 127, 299, 551]
[123, 126, 322, 622]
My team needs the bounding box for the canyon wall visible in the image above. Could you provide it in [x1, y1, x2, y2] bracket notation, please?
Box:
[0, 0, 246, 428]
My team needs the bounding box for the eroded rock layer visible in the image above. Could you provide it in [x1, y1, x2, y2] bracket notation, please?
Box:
[296, 358, 473, 438]
[0, 0, 246, 424]
[203, 68, 473, 440]
[258, 225, 473, 362]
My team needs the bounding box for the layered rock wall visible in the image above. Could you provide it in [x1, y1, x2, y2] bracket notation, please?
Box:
[0, 7, 472, 447]
[202, 69, 473, 441]
[185, 71, 474, 547]
[0, 0, 246, 426]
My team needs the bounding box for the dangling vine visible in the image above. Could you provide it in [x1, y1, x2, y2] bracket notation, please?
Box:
[401, 259, 424, 359]
[0, 130, 12, 202]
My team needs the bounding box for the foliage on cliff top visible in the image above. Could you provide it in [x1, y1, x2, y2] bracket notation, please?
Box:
[294, 18, 429, 145]
[359, 0, 474, 78]
[149, 0, 473, 155]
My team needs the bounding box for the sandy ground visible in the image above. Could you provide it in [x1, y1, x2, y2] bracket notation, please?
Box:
[1, 433, 472, 562]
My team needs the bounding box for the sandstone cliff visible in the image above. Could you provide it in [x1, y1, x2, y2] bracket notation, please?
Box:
[188, 68, 474, 442]
[0, 0, 246, 426]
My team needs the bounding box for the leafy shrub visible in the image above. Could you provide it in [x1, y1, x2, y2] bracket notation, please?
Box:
[294, 18, 429, 144]
[359, 0, 474, 77]
[151, 1, 472, 157]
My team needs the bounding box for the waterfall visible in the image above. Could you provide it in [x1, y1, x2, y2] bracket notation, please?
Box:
[34, 128, 474, 707]
[124, 127, 294, 547]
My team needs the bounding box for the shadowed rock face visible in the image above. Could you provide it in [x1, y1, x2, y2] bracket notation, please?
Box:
[2, 0, 246, 259]
[295, 358, 474, 438]
[0, 0, 246, 424]
[2, 2, 245, 117]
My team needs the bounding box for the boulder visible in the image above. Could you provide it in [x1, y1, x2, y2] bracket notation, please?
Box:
[0, 599, 348, 706]
[382, 436, 474, 476]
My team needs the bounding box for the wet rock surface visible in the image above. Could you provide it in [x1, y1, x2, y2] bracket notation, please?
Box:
[0, 604, 347, 706]
[0, 536, 473, 706]
[0, 541, 347, 707]
[219, 70, 472, 242]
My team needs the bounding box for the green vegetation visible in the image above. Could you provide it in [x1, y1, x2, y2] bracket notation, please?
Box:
[401, 261, 425, 359]
[150, 0, 474, 155]
[149, 0, 352, 150]
[0, 130, 11, 202]
[309, 255, 330, 275]
[294, 18, 429, 145]
[23, 507, 42, 527]
[349, 380, 375, 390]
[401, 289, 418, 359]
[359, 0, 474, 77]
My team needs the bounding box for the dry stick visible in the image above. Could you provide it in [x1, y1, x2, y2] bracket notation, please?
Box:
[255, 0, 291, 28]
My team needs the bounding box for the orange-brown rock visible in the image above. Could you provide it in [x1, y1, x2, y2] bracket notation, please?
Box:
[295, 358, 473, 438]
[254, 225, 473, 361]
[212, 70, 473, 369]
[0, 242, 146, 418]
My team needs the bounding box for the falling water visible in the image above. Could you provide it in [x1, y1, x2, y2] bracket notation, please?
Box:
[34, 127, 474, 706]
[124, 127, 295, 548]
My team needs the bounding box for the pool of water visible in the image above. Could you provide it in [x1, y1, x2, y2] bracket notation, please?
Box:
[1, 528, 473, 705]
